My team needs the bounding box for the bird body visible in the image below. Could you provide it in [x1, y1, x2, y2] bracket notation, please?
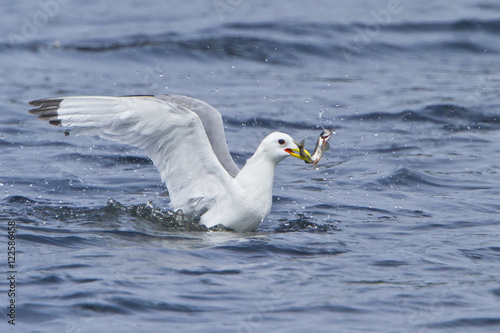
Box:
[203, 134, 286, 231]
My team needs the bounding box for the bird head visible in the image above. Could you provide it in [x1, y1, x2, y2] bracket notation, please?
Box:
[259, 132, 313, 164]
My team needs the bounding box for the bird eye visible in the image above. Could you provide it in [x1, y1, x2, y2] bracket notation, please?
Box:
[278, 139, 286, 145]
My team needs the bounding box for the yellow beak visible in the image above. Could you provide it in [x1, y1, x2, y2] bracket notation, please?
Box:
[285, 147, 313, 163]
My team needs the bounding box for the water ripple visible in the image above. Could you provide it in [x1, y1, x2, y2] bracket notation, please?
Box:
[110, 297, 210, 313]
[376, 167, 492, 190]
[345, 104, 500, 132]
[427, 317, 500, 329]
[3, 18, 499, 63]
[216, 241, 347, 256]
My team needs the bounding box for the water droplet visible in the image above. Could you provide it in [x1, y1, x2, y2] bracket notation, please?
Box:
[318, 110, 324, 119]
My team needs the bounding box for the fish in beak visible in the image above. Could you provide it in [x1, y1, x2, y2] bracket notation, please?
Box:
[286, 129, 333, 165]
[285, 140, 314, 163]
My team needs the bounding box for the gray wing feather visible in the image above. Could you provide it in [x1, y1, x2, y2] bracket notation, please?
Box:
[153, 95, 240, 177]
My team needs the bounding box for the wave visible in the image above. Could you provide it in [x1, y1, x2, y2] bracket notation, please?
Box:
[427, 317, 500, 329]
[224, 18, 500, 37]
[17, 234, 94, 248]
[460, 247, 500, 262]
[4, 195, 41, 204]
[345, 104, 500, 132]
[2, 18, 499, 63]
[374, 167, 492, 190]
[107, 296, 207, 313]
[215, 240, 347, 256]
[383, 18, 500, 35]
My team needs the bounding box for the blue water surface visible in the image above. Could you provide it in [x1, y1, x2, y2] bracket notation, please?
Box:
[1, 0, 500, 332]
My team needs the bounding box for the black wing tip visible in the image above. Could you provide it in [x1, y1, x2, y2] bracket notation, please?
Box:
[29, 98, 63, 126]
[49, 119, 62, 126]
[28, 106, 59, 115]
[28, 98, 64, 107]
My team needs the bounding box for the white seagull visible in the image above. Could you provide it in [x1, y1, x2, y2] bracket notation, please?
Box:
[29, 94, 317, 232]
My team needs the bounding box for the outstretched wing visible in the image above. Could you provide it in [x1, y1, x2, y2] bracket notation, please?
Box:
[29, 95, 235, 215]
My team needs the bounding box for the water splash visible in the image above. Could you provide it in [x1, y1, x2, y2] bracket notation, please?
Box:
[105, 199, 232, 232]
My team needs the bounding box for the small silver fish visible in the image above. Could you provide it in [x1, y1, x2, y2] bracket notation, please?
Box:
[299, 129, 332, 165]
[310, 129, 332, 166]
